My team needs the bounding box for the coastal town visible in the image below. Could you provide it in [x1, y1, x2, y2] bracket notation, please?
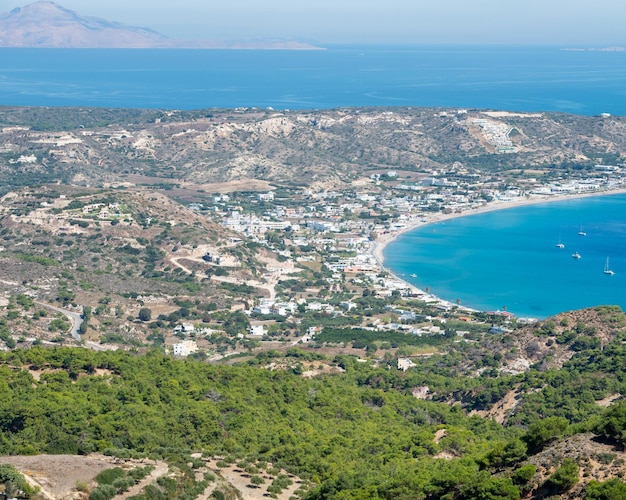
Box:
[2, 106, 626, 365]
[3, 1, 626, 496]
[109, 158, 622, 359]
[207, 161, 624, 305]
[2, 151, 625, 363]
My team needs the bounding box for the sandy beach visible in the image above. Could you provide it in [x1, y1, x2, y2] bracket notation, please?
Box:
[370, 187, 626, 314]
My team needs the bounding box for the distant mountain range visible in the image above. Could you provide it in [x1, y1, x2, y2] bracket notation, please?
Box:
[0, 1, 322, 49]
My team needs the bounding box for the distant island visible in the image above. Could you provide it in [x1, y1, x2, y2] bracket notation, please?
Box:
[562, 46, 626, 52]
[0, 1, 323, 49]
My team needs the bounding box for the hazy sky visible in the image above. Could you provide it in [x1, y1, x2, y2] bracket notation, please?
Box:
[2, 0, 626, 45]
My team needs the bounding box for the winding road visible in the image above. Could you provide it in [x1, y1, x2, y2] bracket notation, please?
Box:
[35, 301, 83, 340]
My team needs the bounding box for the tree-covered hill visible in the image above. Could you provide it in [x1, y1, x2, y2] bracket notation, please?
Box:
[1, 340, 626, 499]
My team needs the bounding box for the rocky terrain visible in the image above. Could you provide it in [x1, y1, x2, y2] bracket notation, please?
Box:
[0, 453, 303, 500]
[1, 106, 625, 195]
[0, 185, 285, 349]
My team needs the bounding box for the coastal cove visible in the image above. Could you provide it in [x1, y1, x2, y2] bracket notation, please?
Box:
[382, 192, 626, 319]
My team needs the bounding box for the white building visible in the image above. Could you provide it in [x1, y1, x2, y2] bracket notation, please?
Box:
[398, 358, 416, 371]
[258, 192, 275, 201]
[249, 325, 266, 336]
[272, 302, 297, 316]
[173, 323, 195, 334]
[172, 340, 198, 357]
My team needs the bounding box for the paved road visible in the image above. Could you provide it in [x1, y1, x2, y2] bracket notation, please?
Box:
[35, 302, 83, 340]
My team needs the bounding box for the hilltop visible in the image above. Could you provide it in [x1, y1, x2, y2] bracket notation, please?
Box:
[1, 106, 625, 194]
[0, 185, 297, 351]
[0, 1, 321, 49]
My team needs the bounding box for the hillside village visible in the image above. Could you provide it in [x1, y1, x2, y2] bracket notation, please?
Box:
[3, 106, 626, 498]
[1, 106, 626, 363]
[1, 149, 625, 365]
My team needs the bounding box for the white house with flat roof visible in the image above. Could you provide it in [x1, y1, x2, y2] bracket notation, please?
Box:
[249, 325, 266, 336]
[172, 340, 198, 357]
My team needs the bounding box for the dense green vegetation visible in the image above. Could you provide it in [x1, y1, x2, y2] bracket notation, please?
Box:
[0, 463, 37, 498]
[0, 345, 625, 499]
[317, 326, 451, 348]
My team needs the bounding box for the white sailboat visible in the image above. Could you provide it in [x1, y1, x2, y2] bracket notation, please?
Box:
[556, 237, 565, 249]
[604, 257, 615, 275]
[572, 251, 581, 259]
[578, 225, 587, 236]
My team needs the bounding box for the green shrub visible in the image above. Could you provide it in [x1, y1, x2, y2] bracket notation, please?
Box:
[585, 478, 626, 499]
[75, 479, 89, 492]
[0, 464, 36, 497]
[129, 465, 154, 481]
[89, 484, 117, 500]
[523, 417, 569, 453]
[545, 458, 579, 493]
[112, 476, 135, 492]
[595, 402, 626, 447]
[94, 467, 125, 485]
[512, 464, 537, 485]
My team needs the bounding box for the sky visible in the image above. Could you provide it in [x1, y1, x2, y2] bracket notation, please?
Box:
[1, 0, 626, 45]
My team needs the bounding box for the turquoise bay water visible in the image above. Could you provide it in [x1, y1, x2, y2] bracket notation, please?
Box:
[383, 194, 626, 318]
[1, 46, 626, 114]
[3, 45, 626, 316]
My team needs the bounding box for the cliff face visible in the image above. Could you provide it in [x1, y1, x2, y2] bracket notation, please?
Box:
[0, 1, 172, 48]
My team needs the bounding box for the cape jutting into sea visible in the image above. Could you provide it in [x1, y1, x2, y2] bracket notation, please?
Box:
[383, 193, 626, 318]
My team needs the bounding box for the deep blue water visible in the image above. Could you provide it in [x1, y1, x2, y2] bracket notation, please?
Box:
[1, 45, 626, 114]
[384, 194, 626, 318]
[3, 44, 626, 316]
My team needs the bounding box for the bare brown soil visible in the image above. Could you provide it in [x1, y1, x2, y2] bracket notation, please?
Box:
[205, 459, 303, 500]
[0, 453, 307, 500]
[470, 387, 523, 424]
[528, 434, 626, 499]
[0, 454, 117, 499]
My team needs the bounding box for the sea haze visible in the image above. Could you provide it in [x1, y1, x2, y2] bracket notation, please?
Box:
[384, 193, 626, 319]
[1, 45, 626, 114]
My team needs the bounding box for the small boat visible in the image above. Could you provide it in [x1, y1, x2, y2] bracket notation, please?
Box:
[556, 238, 565, 249]
[578, 225, 587, 236]
[604, 257, 615, 275]
[572, 251, 581, 259]
[410, 273, 417, 278]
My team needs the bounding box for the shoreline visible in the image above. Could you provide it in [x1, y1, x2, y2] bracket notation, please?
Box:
[370, 187, 626, 316]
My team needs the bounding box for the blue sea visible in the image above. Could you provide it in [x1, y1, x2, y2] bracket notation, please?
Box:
[2, 44, 626, 316]
[1, 45, 626, 114]
[384, 194, 626, 318]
